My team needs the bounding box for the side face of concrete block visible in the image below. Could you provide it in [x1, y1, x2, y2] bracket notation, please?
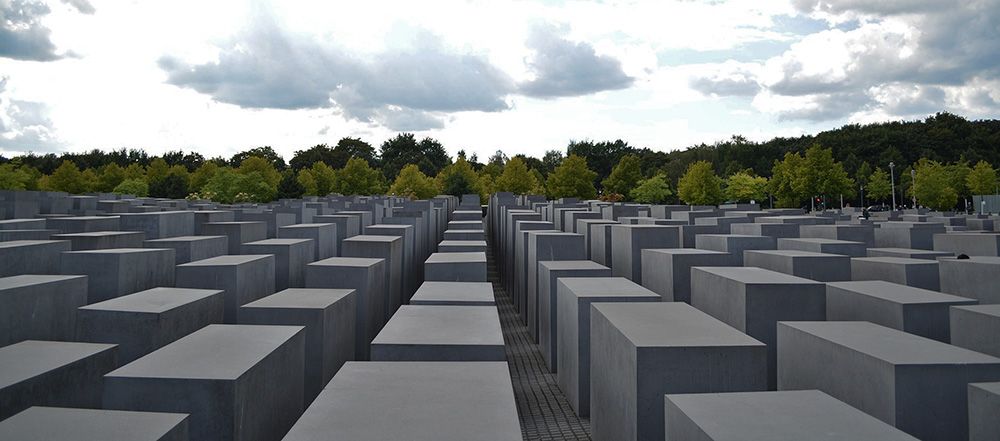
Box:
[242, 238, 315, 291]
[851, 257, 940, 291]
[743, 249, 852, 282]
[537, 261, 611, 372]
[278, 223, 336, 261]
[60, 248, 176, 303]
[144, 235, 228, 265]
[175, 255, 276, 324]
[0, 240, 70, 277]
[0, 275, 87, 346]
[424, 251, 487, 282]
[939, 257, 1000, 304]
[305, 257, 386, 361]
[409, 281, 494, 306]
[950, 305, 1000, 358]
[640, 248, 735, 303]
[611, 225, 680, 283]
[968, 382, 1000, 441]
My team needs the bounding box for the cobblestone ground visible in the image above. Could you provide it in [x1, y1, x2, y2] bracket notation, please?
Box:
[487, 245, 592, 441]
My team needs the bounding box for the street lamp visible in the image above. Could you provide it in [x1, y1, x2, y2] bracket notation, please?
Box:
[889, 162, 896, 210]
[910, 169, 916, 209]
[860, 184, 864, 208]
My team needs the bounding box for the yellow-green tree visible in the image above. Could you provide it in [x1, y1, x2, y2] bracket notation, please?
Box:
[310, 162, 337, 195]
[390, 164, 439, 199]
[967, 160, 997, 195]
[629, 174, 673, 204]
[47, 160, 90, 194]
[97, 163, 125, 192]
[495, 157, 539, 194]
[865, 167, 892, 202]
[546, 155, 597, 200]
[238, 156, 281, 188]
[602, 154, 643, 196]
[0, 164, 36, 190]
[913, 159, 957, 211]
[677, 161, 724, 205]
[297, 169, 318, 195]
[725, 171, 768, 202]
[189, 162, 218, 192]
[336, 157, 385, 195]
[113, 178, 149, 197]
[768, 152, 806, 208]
[436, 157, 481, 199]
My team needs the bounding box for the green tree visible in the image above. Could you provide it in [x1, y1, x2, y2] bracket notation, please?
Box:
[495, 157, 539, 194]
[237, 156, 281, 188]
[677, 161, 724, 205]
[795, 144, 854, 203]
[201, 168, 277, 203]
[630, 174, 673, 204]
[97, 163, 125, 192]
[967, 160, 997, 195]
[865, 167, 892, 203]
[113, 178, 149, 197]
[230, 146, 286, 169]
[379, 133, 450, 179]
[769, 152, 806, 208]
[276, 169, 305, 199]
[0, 164, 34, 190]
[296, 169, 318, 195]
[336, 157, 385, 195]
[123, 163, 145, 180]
[189, 162, 218, 192]
[149, 173, 189, 199]
[390, 164, 439, 199]
[913, 159, 958, 211]
[856, 161, 873, 186]
[602, 154, 643, 196]
[310, 162, 337, 195]
[145, 158, 170, 186]
[947, 160, 972, 198]
[436, 157, 481, 198]
[47, 160, 89, 194]
[546, 155, 598, 200]
[725, 171, 768, 202]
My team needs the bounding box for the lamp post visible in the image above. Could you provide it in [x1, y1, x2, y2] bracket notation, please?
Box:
[860, 184, 864, 208]
[889, 162, 896, 210]
[910, 169, 916, 209]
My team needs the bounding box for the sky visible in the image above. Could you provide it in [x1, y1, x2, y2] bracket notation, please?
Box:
[1, 0, 999, 161]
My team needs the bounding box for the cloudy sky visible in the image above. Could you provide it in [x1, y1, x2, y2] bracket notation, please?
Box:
[1, 0, 998, 160]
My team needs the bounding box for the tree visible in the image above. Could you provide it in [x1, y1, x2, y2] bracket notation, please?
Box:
[0, 164, 34, 190]
[296, 169, 318, 195]
[677, 161, 724, 205]
[856, 161, 873, 186]
[230, 146, 286, 169]
[97, 163, 125, 192]
[310, 162, 337, 195]
[546, 155, 598, 200]
[277, 169, 305, 199]
[630, 174, 673, 204]
[913, 159, 958, 211]
[47, 160, 89, 194]
[113, 178, 149, 197]
[726, 171, 768, 202]
[436, 157, 481, 198]
[602, 154, 643, 196]
[333, 137, 377, 167]
[123, 163, 145, 180]
[289, 144, 336, 171]
[967, 160, 997, 195]
[946, 160, 972, 198]
[189, 162, 218, 192]
[540, 150, 564, 176]
[795, 144, 854, 203]
[145, 158, 170, 186]
[866, 167, 892, 203]
[769, 152, 806, 208]
[149, 173, 188, 199]
[237, 156, 281, 188]
[335, 157, 385, 195]
[201, 168, 277, 203]
[566, 139, 632, 187]
[379, 133, 450, 180]
[496, 157, 540, 194]
[390, 164, 439, 199]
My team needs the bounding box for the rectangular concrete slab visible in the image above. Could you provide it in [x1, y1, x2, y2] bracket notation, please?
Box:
[695, 234, 776, 265]
[282, 361, 521, 441]
[242, 238, 315, 291]
[0, 240, 70, 277]
[0, 406, 189, 441]
[968, 382, 1000, 441]
[641, 248, 736, 303]
[143, 235, 228, 264]
[939, 256, 1000, 304]
[867, 247, 953, 260]
[175, 255, 275, 323]
[51, 230, 145, 250]
[537, 260, 611, 372]
[342, 235, 403, 318]
[0, 275, 87, 346]
[744, 249, 852, 282]
[278, 223, 336, 260]
[611, 225, 680, 283]
[305, 257, 385, 360]
[950, 305, 1000, 358]
[60, 248, 175, 303]
[851, 256, 940, 291]
[777, 321, 1000, 441]
[103, 324, 305, 441]
[409, 281, 495, 306]
[777, 237, 867, 257]
[424, 251, 487, 282]
[370, 305, 504, 361]
[200, 221, 267, 254]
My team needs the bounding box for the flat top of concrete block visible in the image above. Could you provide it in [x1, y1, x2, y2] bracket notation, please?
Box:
[62, 247, 168, 255]
[107, 324, 303, 380]
[284, 361, 520, 441]
[80, 287, 222, 313]
[780, 321, 1000, 365]
[746, 249, 844, 258]
[444, 229, 485, 233]
[119, 210, 190, 216]
[593, 302, 764, 348]
[558, 277, 658, 298]
[952, 304, 1000, 317]
[372, 305, 502, 346]
[941, 256, 1000, 264]
[867, 247, 952, 255]
[0, 274, 85, 290]
[538, 260, 608, 271]
[0, 406, 189, 440]
[439, 240, 487, 246]
[527, 231, 578, 237]
[48, 216, 119, 221]
[665, 390, 920, 441]
[0, 341, 117, 388]
[852, 256, 938, 265]
[700, 234, 769, 239]
[203, 221, 263, 226]
[577, 219, 618, 224]
[411, 281, 494, 303]
[244, 238, 313, 246]
[343, 235, 401, 243]
[693, 266, 823, 285]
[51, 231, 143, 238]
[780, 238, 864, 245]
[309, 256, 383, 267]
[425, 252, 487, 264]
[179, 254, 272, 266]
[879, 221, 945, 229]
[144, 235, 225, 243]
[826, 280, 974, 305]
[0, 239, 67, 249]
[281, 223, 334, 229]
[970, 382, 1000, 395]
[242, 288, 354, 310]
[644, 248, 729, 256]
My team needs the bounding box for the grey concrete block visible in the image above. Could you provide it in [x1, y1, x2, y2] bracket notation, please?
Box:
[242, 238, 314, 291]
[236, 211, 295, 238]
[410, 281, 494, 306]
[556, 277, 659, 417]
[0, 229, 58, 241]
[744, 249, 852, 282]
[240, 288, 356, 406]
[437, 239, 487, 253]
[514, 221, 553, 312]
[590, 302, 766, 441]
[939, 257, 1000, 304]
[678, 224, 723, 248]
[731, 222, 800, 239]
[969, 382, 1000, 441]
[342, 235, 403, 318]
[691, 266, 826, 389]
[370, 305, 504, 361]
[448, 220, 483, 230]
[867, 247, 953, 260]
[527, 232, 586, 330]
[641, 248, 735, 303]
[0, 218, 46, 230]
[537, 260, 611, 372]
[578, 219, 617, 261]
[875, 221, 945, 249]
[777, 237, 867, 257]
[192, 210, 234, 234]
[0, 275, 87, 346]
[282, 361, 521, 441]
[143, 235, 228, 264]
[175, 255, 275, 323]
[118, 211, 194, 239]
[851, 256, 940, 291]
[279, 223, 336, 260]
[46, 216, 120, 233]
[51, 230, 145, 250]
[951, 305, 1000, 358]
[664, 390, 920, 441]
[777, 321, 1000, 441]
[103, 324, 304, 441]
[60, 248, 175, 303]
[590, 223, 616, 265]
[305, 257, 385, 361]
[827, 280, 976, 342]
[0, 340, 117, 420]
[313, 215, 361, 255]
[0, 406, 189, 441]
[0, 240, 70, 277]
[77, 287, 224, 363]
[365, 224, 417, 301]
[696, 234, 776, 265]
[800, 224, 875, 247]
[443, 229, 485, 241]
[755, 215, 833, 225]
[200, 221, 267, 254]
[424, 251, 487, 282]
[611, 225, 680, 283]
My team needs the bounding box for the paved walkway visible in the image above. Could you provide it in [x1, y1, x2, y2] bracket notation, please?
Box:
[487, 245, 592, 440]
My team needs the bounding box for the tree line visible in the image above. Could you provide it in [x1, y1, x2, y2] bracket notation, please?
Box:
[1, 113, 998, 210]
